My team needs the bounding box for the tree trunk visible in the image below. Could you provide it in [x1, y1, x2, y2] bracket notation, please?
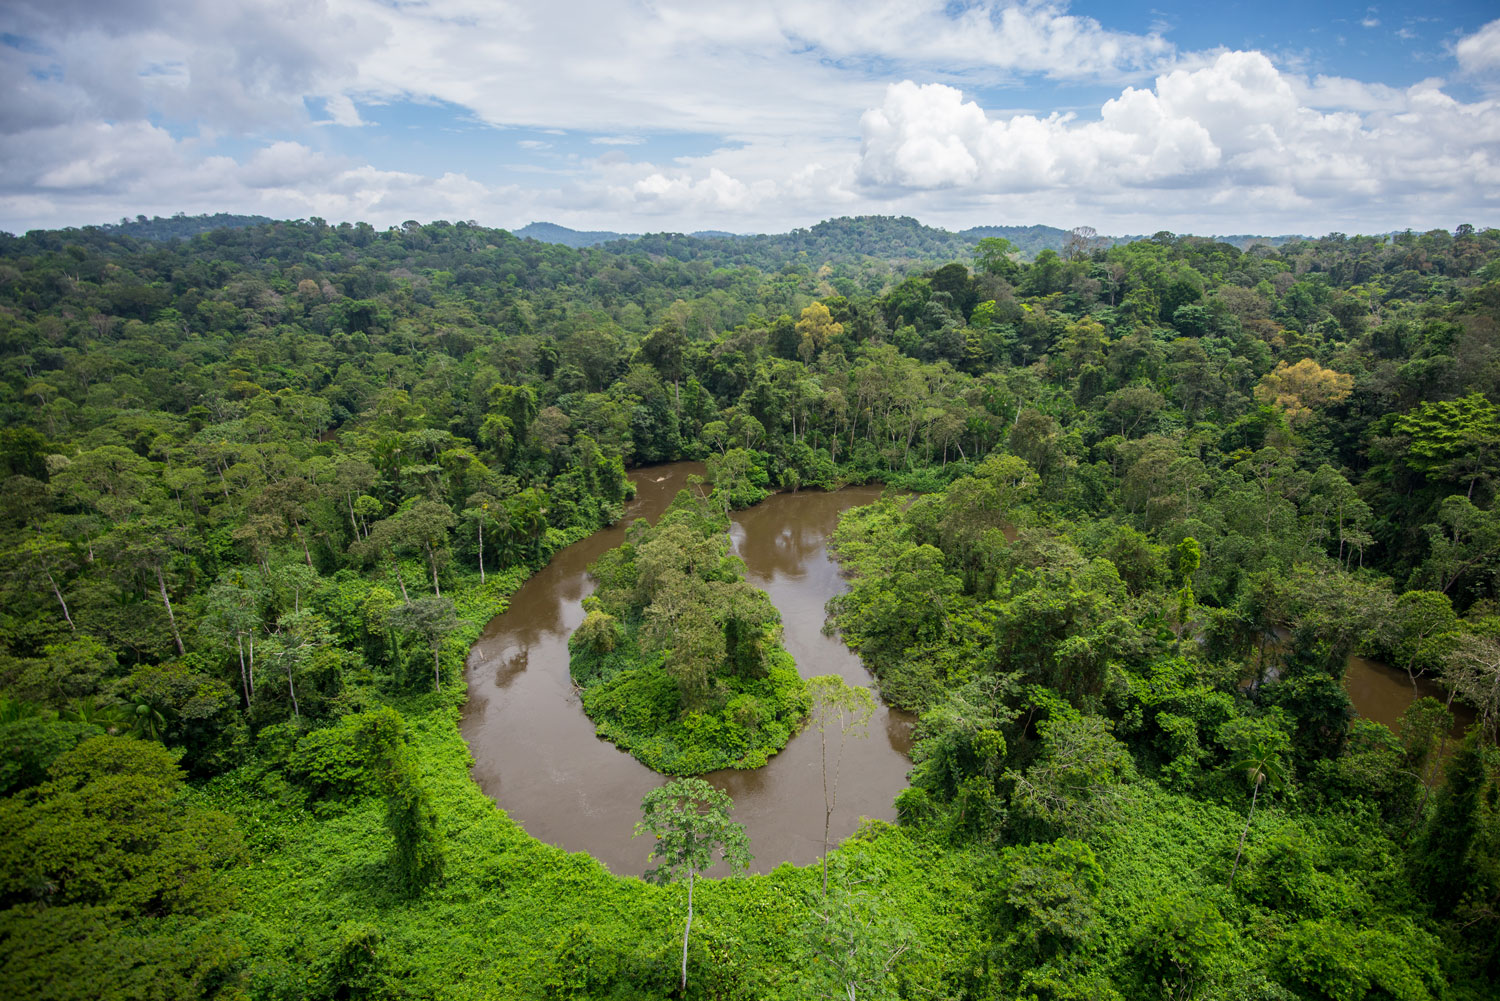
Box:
[681, 869, 694, 993]
[287, 662, 300, 718]
[236, 634, 251, 706]
[425, 541, 441, 596]
[46, 570, 75, 631]
[1229, 775, 1262, 887]
[821, 723, 832, 898]
[389, 556, 411, 603]
[156, 565, 186, 656]
[432, 645, 442, 694]
[294, 518, 313, 568]
[477, 520, 486, 584]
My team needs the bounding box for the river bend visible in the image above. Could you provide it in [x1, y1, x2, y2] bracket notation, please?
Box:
[462, 462, 914, 876]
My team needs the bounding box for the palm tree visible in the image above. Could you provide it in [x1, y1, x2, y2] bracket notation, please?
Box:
[127, 699, 167, 742]
[1223, 718, 1291, 887]
[61, 696, 128, 733]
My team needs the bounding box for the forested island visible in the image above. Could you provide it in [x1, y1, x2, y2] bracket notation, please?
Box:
[570, 479, 809, 775]
[0, 214, 1498, 999]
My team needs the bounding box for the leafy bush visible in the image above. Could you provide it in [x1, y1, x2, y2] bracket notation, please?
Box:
[579, 641, 807, 774]
[0, 717, 101, 796]
[286, 707, 408, 800]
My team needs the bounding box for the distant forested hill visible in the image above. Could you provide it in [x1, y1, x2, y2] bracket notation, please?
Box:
[511, 216, 1078, 265]
[56, 213, 1310, 268]
[601, 215, 1058, 267]
[589, 215, 1036, 271]
[514, 221, 640, 247]
[523, 216, 1307, 267]
[960, 222, 1081, 255]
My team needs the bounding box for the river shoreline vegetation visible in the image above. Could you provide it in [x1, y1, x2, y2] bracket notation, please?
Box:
[0, 214, 1498, 997]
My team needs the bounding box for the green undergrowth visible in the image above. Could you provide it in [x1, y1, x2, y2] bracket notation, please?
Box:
[199, 684, 981, 1000]
[1077, 783, 1449, 1001]
[571, 630, 809, 775]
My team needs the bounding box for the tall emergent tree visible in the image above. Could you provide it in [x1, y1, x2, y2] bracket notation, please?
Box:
[807, 674, 876, 897]
[634, 777, 751, 993]
[340, 706, 445, 896]
[1394, 392, 1500, 499]
[1415, 730, 1488, 914]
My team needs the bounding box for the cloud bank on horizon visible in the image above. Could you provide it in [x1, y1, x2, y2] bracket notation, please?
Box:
[0, 0, 1497, 237]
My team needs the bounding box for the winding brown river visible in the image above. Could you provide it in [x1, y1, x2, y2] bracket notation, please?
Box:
[462, 462, 914, 876]
[463, 462, 1467, 876]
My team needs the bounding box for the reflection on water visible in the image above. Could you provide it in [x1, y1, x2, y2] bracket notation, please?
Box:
[1344, 654, 1474, 735]
[490, 648, 529, 690]
[461, 465, 912, 876]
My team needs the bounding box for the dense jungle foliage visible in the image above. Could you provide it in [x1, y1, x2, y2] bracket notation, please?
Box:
[0, 214, 1498, 999]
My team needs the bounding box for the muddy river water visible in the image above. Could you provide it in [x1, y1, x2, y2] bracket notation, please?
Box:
[463, 461, 1462, 876]
[462, 462, 914, 876]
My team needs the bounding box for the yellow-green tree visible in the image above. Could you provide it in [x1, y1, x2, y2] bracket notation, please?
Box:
[1252, 359, 1353, 425]
[795, 302, 843, 364]
[634, 778, 751, 992]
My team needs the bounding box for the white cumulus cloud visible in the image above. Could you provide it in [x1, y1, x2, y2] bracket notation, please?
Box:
[0, 125, 525, 230]
[316, 94, 367, 128]
[854, 51, 1500, 230]
[1457, 19, 1500, 79]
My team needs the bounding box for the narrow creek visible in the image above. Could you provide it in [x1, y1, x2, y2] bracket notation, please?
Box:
[462, 461, 1466, 876]
[462, 462, 914, 876]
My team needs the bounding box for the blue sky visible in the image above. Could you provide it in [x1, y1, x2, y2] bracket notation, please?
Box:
[1, 1, 1497, 237]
